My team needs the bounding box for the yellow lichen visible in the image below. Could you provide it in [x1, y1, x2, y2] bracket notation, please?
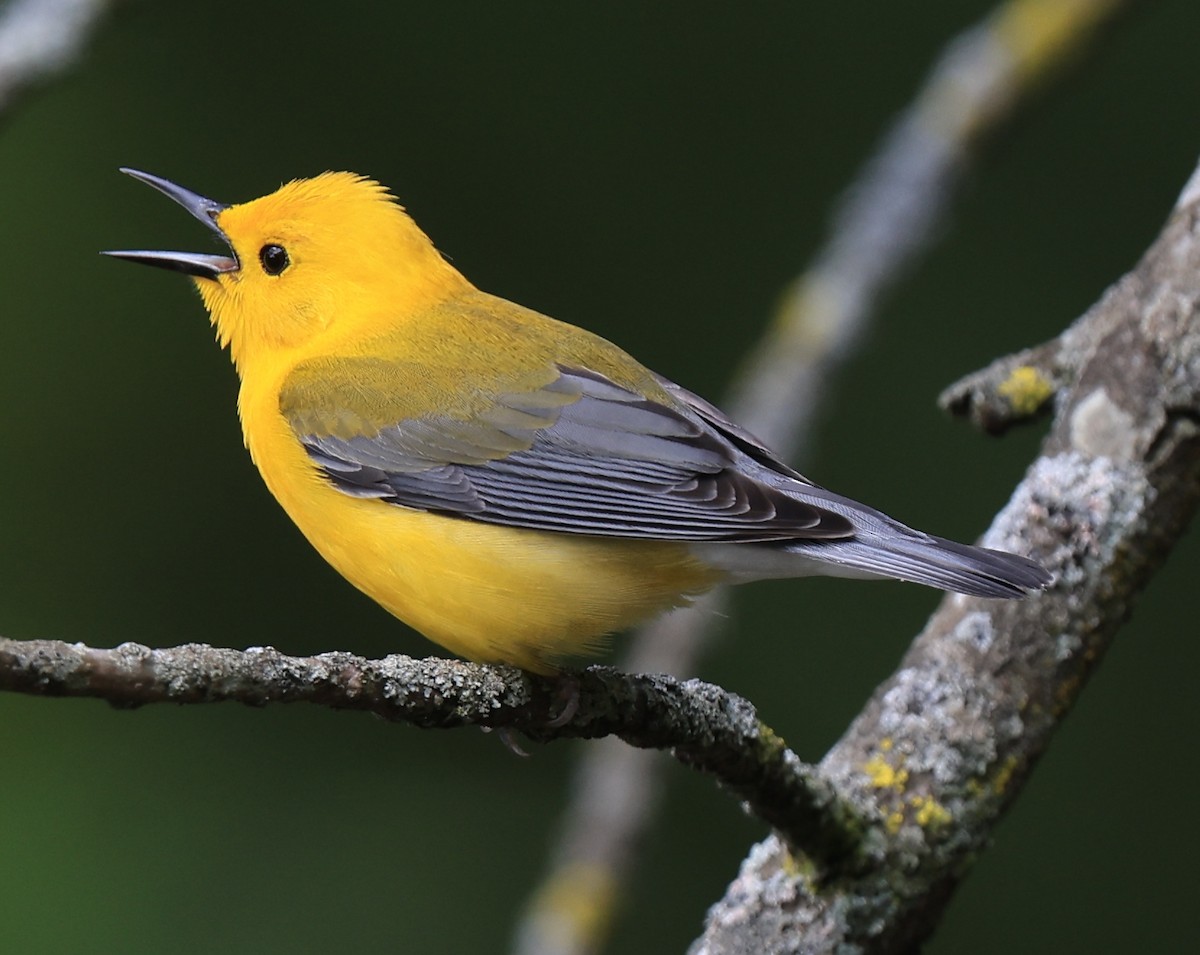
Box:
[911, 796, 952, 828]
[779, 851, 798, 876]
[994, 0, 1122, 81]
[1055, 674, 1082, 712]
[991, 755, 1021, 795]
[756, 722, 789, 759]
[772, 273, 842, 353]
[778, 847, 820, 887]
[997, 365, 1055, 416]
[885, 811, 905, 835]
[526, 862, 617, 949]
[863, 755, 908, 793]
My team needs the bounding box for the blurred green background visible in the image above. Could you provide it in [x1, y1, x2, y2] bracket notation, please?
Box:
[2, 2, 1197, 952]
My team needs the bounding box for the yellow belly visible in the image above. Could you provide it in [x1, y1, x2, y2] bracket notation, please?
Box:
[241, 392, 721, 672]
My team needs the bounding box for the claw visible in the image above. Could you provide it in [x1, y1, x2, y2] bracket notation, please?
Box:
[483, 725, 530, 757]
[545, 673, 581, 729]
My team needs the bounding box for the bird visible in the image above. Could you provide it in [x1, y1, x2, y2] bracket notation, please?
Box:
[105, 169, 1050, 673]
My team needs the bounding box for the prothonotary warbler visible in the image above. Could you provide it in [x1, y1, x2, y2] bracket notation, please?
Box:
[105, 169, 1050, 672]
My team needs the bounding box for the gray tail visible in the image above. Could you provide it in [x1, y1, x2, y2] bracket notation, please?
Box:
[790, 531, 1051, 598]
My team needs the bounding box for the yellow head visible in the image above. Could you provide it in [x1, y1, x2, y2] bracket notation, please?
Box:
[106, 169, 470, 373]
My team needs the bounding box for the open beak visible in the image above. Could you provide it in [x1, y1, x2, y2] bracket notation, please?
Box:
[103, 168, 240, 279]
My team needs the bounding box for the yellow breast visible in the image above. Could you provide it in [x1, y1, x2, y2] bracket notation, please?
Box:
[236, 371, 720, 672]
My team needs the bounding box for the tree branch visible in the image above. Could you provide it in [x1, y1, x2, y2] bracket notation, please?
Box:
[0, 637, 870, 869]
[690, 157, 1200, 954]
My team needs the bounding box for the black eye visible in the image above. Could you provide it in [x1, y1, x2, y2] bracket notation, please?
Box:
[259, 243, 290, 276]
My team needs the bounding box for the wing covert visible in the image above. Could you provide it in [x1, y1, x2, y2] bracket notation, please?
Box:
[284, 362, 855, 542]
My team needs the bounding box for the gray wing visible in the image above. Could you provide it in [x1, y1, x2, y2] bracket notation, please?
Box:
[295, 365, 855, 542]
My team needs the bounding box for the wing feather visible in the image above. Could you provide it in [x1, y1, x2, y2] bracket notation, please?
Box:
[285, 363, 855, 542]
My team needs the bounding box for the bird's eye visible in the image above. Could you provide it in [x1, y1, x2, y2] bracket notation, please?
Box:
[259, 243, 290, 276]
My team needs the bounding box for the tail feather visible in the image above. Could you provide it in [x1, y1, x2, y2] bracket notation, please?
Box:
[787, 532, 1051, 598]
[699, 460, 1051, 598]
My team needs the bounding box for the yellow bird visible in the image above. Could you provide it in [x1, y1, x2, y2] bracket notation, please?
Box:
[106, 169, 1049, 672]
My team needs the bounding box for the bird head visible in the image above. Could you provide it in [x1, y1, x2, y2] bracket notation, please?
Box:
[106, 169, 468, 373]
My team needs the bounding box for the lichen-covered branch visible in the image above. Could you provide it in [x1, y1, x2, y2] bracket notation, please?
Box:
[0, 636, 869, 868]
[690, 158, 1200, 954]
